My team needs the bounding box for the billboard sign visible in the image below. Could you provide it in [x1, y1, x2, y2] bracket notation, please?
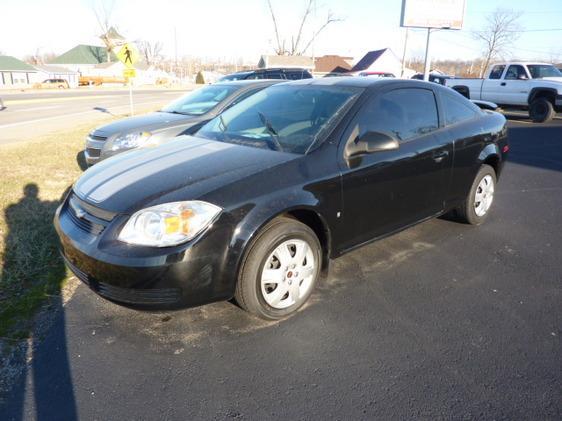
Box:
[400, 0, 466, 30]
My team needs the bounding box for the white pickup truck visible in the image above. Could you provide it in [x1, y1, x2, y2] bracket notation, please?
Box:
[445, 62, 562, 122]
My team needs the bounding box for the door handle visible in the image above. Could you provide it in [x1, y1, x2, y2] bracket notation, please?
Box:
[433, 150, 449, 163]
[501, 82, 506, 86]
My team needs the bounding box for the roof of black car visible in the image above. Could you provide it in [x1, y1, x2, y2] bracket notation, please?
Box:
[283, 77, 434, 89]
[214, 79, 283, 87]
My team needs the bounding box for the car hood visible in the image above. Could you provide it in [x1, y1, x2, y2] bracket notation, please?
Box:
[539, 77, 562, 84]
[74, 136, 297, 213]
[93, 112, 198, 136]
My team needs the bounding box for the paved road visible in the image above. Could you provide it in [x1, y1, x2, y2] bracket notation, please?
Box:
[0, 88, 189, 145]
[1, 118, 561, 420]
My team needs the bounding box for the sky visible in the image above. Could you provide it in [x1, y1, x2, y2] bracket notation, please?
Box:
[1, 0, 561, 64]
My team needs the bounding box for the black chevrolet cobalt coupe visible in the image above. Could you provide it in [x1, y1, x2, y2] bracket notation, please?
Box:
[55, 78, 508, 319]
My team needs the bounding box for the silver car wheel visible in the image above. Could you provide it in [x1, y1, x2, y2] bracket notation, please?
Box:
[260, 239, 316, 309]
[474, 174, 495, 217]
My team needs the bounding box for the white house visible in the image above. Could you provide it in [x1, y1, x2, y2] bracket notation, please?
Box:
[349, 49, 416, 78]
[34, 64, 79, 88]
[258, 55, 315, 71]
[0, 55, 38, 88]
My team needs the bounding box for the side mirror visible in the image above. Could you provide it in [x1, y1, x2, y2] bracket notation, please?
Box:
[517, 74, 528, 80]
[346, 131, 399, 158]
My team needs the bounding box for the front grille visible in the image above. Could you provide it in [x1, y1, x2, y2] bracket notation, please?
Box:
[86, 148, 101, 158]
[90, 133, 108, 141]
[67, 205, 105, 235]
[64, 193, 114, 236]
[63, 255, 182, 305]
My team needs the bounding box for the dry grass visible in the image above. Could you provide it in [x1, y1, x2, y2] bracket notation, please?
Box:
[0, 109, 154, 343]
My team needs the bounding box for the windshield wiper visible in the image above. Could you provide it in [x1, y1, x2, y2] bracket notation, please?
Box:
[219, 114, 228, 132]
[163, 110, 193, 116]
[257, 112, 284, 152]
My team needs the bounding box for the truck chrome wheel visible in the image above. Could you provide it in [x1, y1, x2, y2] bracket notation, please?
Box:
[260, 239, 315, 309]
[474, 174, 495, 216]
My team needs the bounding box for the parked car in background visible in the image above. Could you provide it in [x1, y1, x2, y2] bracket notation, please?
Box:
[57, 78, 508, 320]
[358, 71, 395, 78]
[445, 62, 562, 122]
[323, 72, 352, 78]
[84, 80, 281, 166]
[218, 68, 313, 81]
[33, 78, 69, 89]
[411, 73, 455, 85]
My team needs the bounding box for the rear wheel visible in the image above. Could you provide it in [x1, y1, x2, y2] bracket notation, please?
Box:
[529, 98, 555, 123]
[457, 165, 496, 225]
[235, 217, 321, 320]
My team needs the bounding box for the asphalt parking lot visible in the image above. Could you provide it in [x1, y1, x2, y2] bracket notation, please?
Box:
[1, 117, 561, 420]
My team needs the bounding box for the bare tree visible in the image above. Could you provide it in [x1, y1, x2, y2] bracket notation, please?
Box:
[267, 0, 342, 56]
[472, 8, 523, 76]
[24, 48, 56, 65]
[138, 40, 164, 65]
[92, 0, 124, 62]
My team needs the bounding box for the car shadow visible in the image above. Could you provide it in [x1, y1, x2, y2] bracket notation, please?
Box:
[507, 123, 562, 173]
[0, 184, 77, 421]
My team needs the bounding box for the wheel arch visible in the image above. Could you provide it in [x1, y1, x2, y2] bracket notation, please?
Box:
[230, 204, 333, 291]
[451, 85, 470, 99]
[528, 88, 557, 105]
[478, 144, 502, 179]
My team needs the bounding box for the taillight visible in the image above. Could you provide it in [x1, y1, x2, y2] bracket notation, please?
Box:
[502, 145, 509, 153]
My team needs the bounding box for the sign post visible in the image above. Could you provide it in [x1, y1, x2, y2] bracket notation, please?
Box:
[116, 43, 139, 116]
[400, 0, 466, 81]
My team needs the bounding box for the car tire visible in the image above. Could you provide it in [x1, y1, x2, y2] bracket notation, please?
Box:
[457, 164, 497, 225]
[235, 216, 322, 320]
[529, 98, 555, 123]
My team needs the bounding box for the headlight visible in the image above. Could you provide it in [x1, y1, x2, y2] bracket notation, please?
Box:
[111, 132, 152, 151]
[118, 201, 222, 247]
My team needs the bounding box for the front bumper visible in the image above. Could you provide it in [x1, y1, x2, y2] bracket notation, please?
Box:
[555, 94, 562, 108]
[55, 194, 236, 309]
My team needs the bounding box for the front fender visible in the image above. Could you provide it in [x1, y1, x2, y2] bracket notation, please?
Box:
[221, 188, 335, 297]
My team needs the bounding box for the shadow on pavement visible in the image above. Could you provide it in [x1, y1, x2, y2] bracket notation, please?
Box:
[507, 123, 562, 173]
[0, 184, 77, 421]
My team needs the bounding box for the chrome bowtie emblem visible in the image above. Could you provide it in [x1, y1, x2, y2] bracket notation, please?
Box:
[75, 208, 86, 219]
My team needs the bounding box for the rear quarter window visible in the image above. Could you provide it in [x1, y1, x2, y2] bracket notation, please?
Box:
[488, 65, 505, 79]
[441, 91, 480, 126]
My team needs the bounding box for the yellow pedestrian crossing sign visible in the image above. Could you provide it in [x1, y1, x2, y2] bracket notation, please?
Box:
[117, 43, 139, 68]
[123, 68, 137, 79]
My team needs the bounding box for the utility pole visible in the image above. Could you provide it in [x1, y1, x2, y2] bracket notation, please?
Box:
[174, 26, 178, 79]
[401, 28, 409, 78]
[422, 28, 432, 81]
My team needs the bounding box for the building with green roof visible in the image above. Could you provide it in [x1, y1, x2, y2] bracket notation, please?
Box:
[0, 55, 38, 87]
[50, 45, 117, 73]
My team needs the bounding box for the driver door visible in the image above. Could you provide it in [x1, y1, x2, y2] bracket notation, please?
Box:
[337, 87, 452, 251]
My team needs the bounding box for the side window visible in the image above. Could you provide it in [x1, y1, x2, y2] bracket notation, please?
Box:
[504, 65, 527, 80]
[265, 70, 283, 79]
[442, 91, 480, 126]
[356, 88, 439, 143]
[488, 65, 505, 79]
[285, 70, 302, 80]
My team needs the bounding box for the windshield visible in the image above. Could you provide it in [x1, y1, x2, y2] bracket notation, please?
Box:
[197, 84, 362, 154]
[527, 65, 562, 79]
[161, 85, 239, 115]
